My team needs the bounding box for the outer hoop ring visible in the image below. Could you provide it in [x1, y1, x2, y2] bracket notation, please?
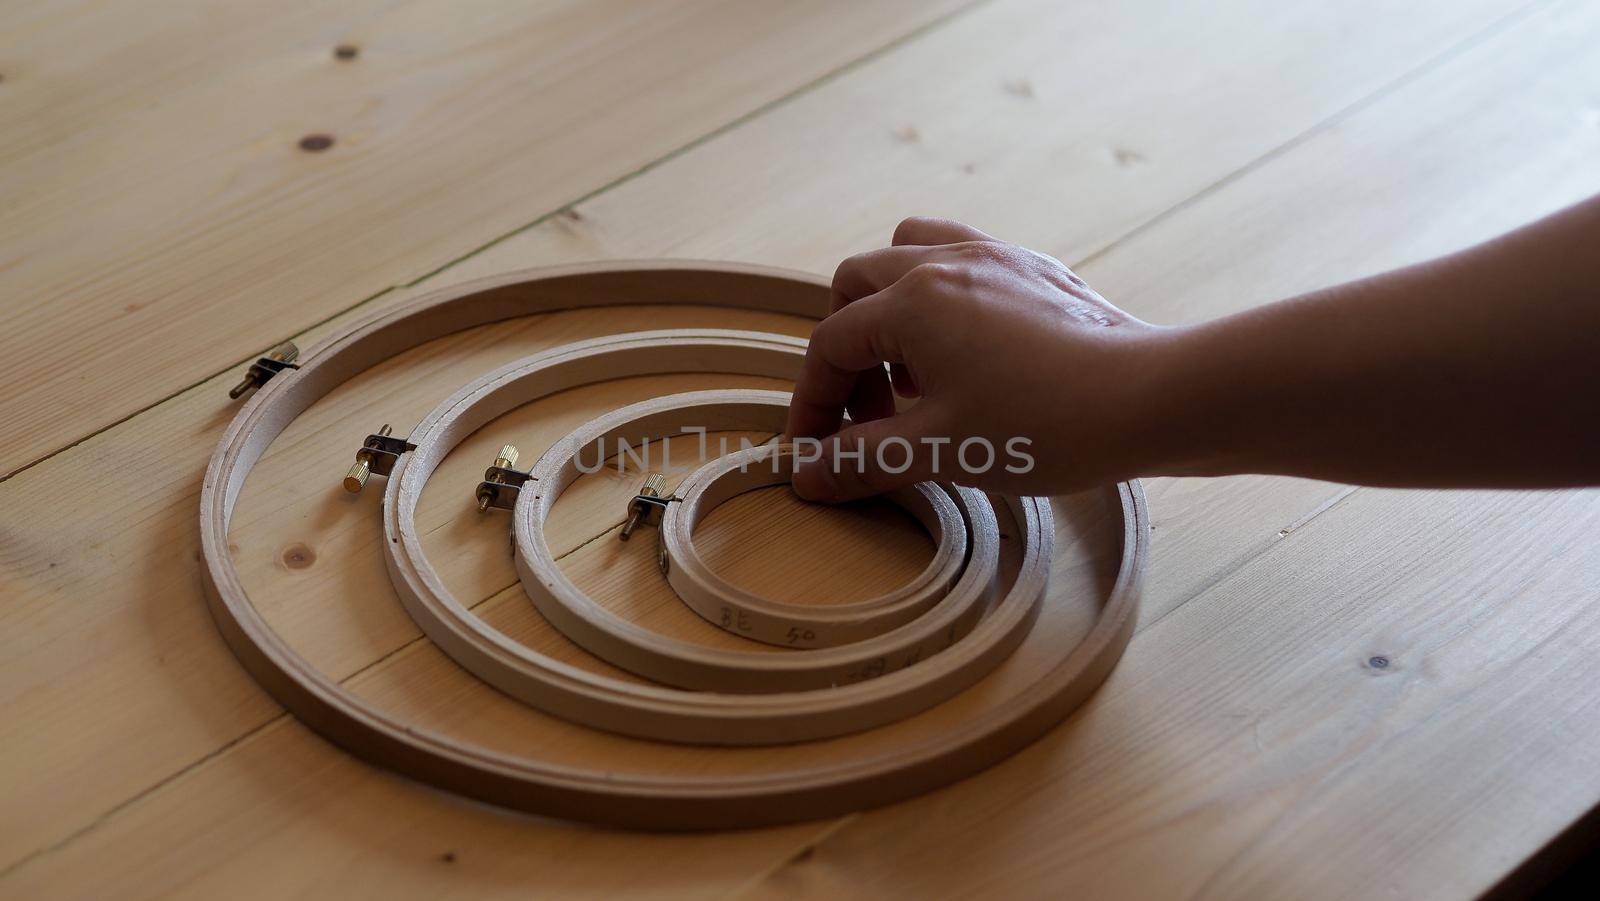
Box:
[199, 261, 1148, 829]
[659, 443, 967, 649]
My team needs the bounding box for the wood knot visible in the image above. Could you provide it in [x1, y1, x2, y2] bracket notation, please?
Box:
[334, 44, 360, 61]
[1002, 78, 1035, 99]
[298, 134, 335, 152]
[281, 543, 317, 569]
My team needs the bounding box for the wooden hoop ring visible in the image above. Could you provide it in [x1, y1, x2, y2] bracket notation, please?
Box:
[199, 261, 1147, 829]
[512, 391, 1001, 690]
[397, 353, 1024, 716]
[659, 442, 967, 649]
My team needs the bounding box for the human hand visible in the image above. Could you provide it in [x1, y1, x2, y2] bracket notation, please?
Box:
[785, 217, 1180, 501]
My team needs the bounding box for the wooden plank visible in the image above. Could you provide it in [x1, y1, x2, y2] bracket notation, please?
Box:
[0, 716, 835, 900]
[0, 0, 976, 476]
[730, 0, 1600, 895]
[738, 486, 1600, 899]
[0, 0, 1572, 894]
[414, 0, 1531, 282]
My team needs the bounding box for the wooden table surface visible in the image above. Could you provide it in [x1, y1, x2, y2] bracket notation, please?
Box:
[4, 0, 1599, 897]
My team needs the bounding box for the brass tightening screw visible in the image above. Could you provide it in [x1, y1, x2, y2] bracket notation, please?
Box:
[344, 424, 392, 493]
[476, 444, 520, 513]
[619, 472, 668, 541]
[229, 341, 299, 399]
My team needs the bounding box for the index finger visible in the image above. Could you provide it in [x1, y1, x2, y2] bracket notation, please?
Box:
[786, 291, 904, 440]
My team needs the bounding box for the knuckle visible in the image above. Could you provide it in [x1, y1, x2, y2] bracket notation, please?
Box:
[831, 252, 869, 293]
[808, 310, 846, 352]
[1023, 247, 1088, 287]
[902, 262, 975, 301]
[959, 240, 1007, 264]
[903, 261, 958, 290]
[893, 216, 942, 245]
[964, 240, 1028, 270]
[830, 257, 852, 289]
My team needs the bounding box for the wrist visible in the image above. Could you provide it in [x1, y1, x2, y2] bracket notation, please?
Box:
[1129, 318, 1267, 479]
[1071, 322, 1221, 483]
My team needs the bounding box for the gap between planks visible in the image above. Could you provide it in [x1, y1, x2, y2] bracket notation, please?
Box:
[1072, 0, 1551, 272]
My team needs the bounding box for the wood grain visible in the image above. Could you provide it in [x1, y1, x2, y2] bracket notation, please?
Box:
[414, 0, 1529, 281]
[735, 0, 1600, 895]
[737, 486, 1600, 899]
[0, 0, 975, 476]
[3, 0, 1597, 895]
[4, 0, 1515, 869]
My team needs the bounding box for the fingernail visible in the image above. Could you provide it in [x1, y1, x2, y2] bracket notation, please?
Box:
[792, 460, 840, 502]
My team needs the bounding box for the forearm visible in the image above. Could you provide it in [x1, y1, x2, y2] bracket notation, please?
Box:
[1149, 196, 1600, 487]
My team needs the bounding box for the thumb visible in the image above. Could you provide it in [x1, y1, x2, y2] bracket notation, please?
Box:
[791, 405, 946, 502]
